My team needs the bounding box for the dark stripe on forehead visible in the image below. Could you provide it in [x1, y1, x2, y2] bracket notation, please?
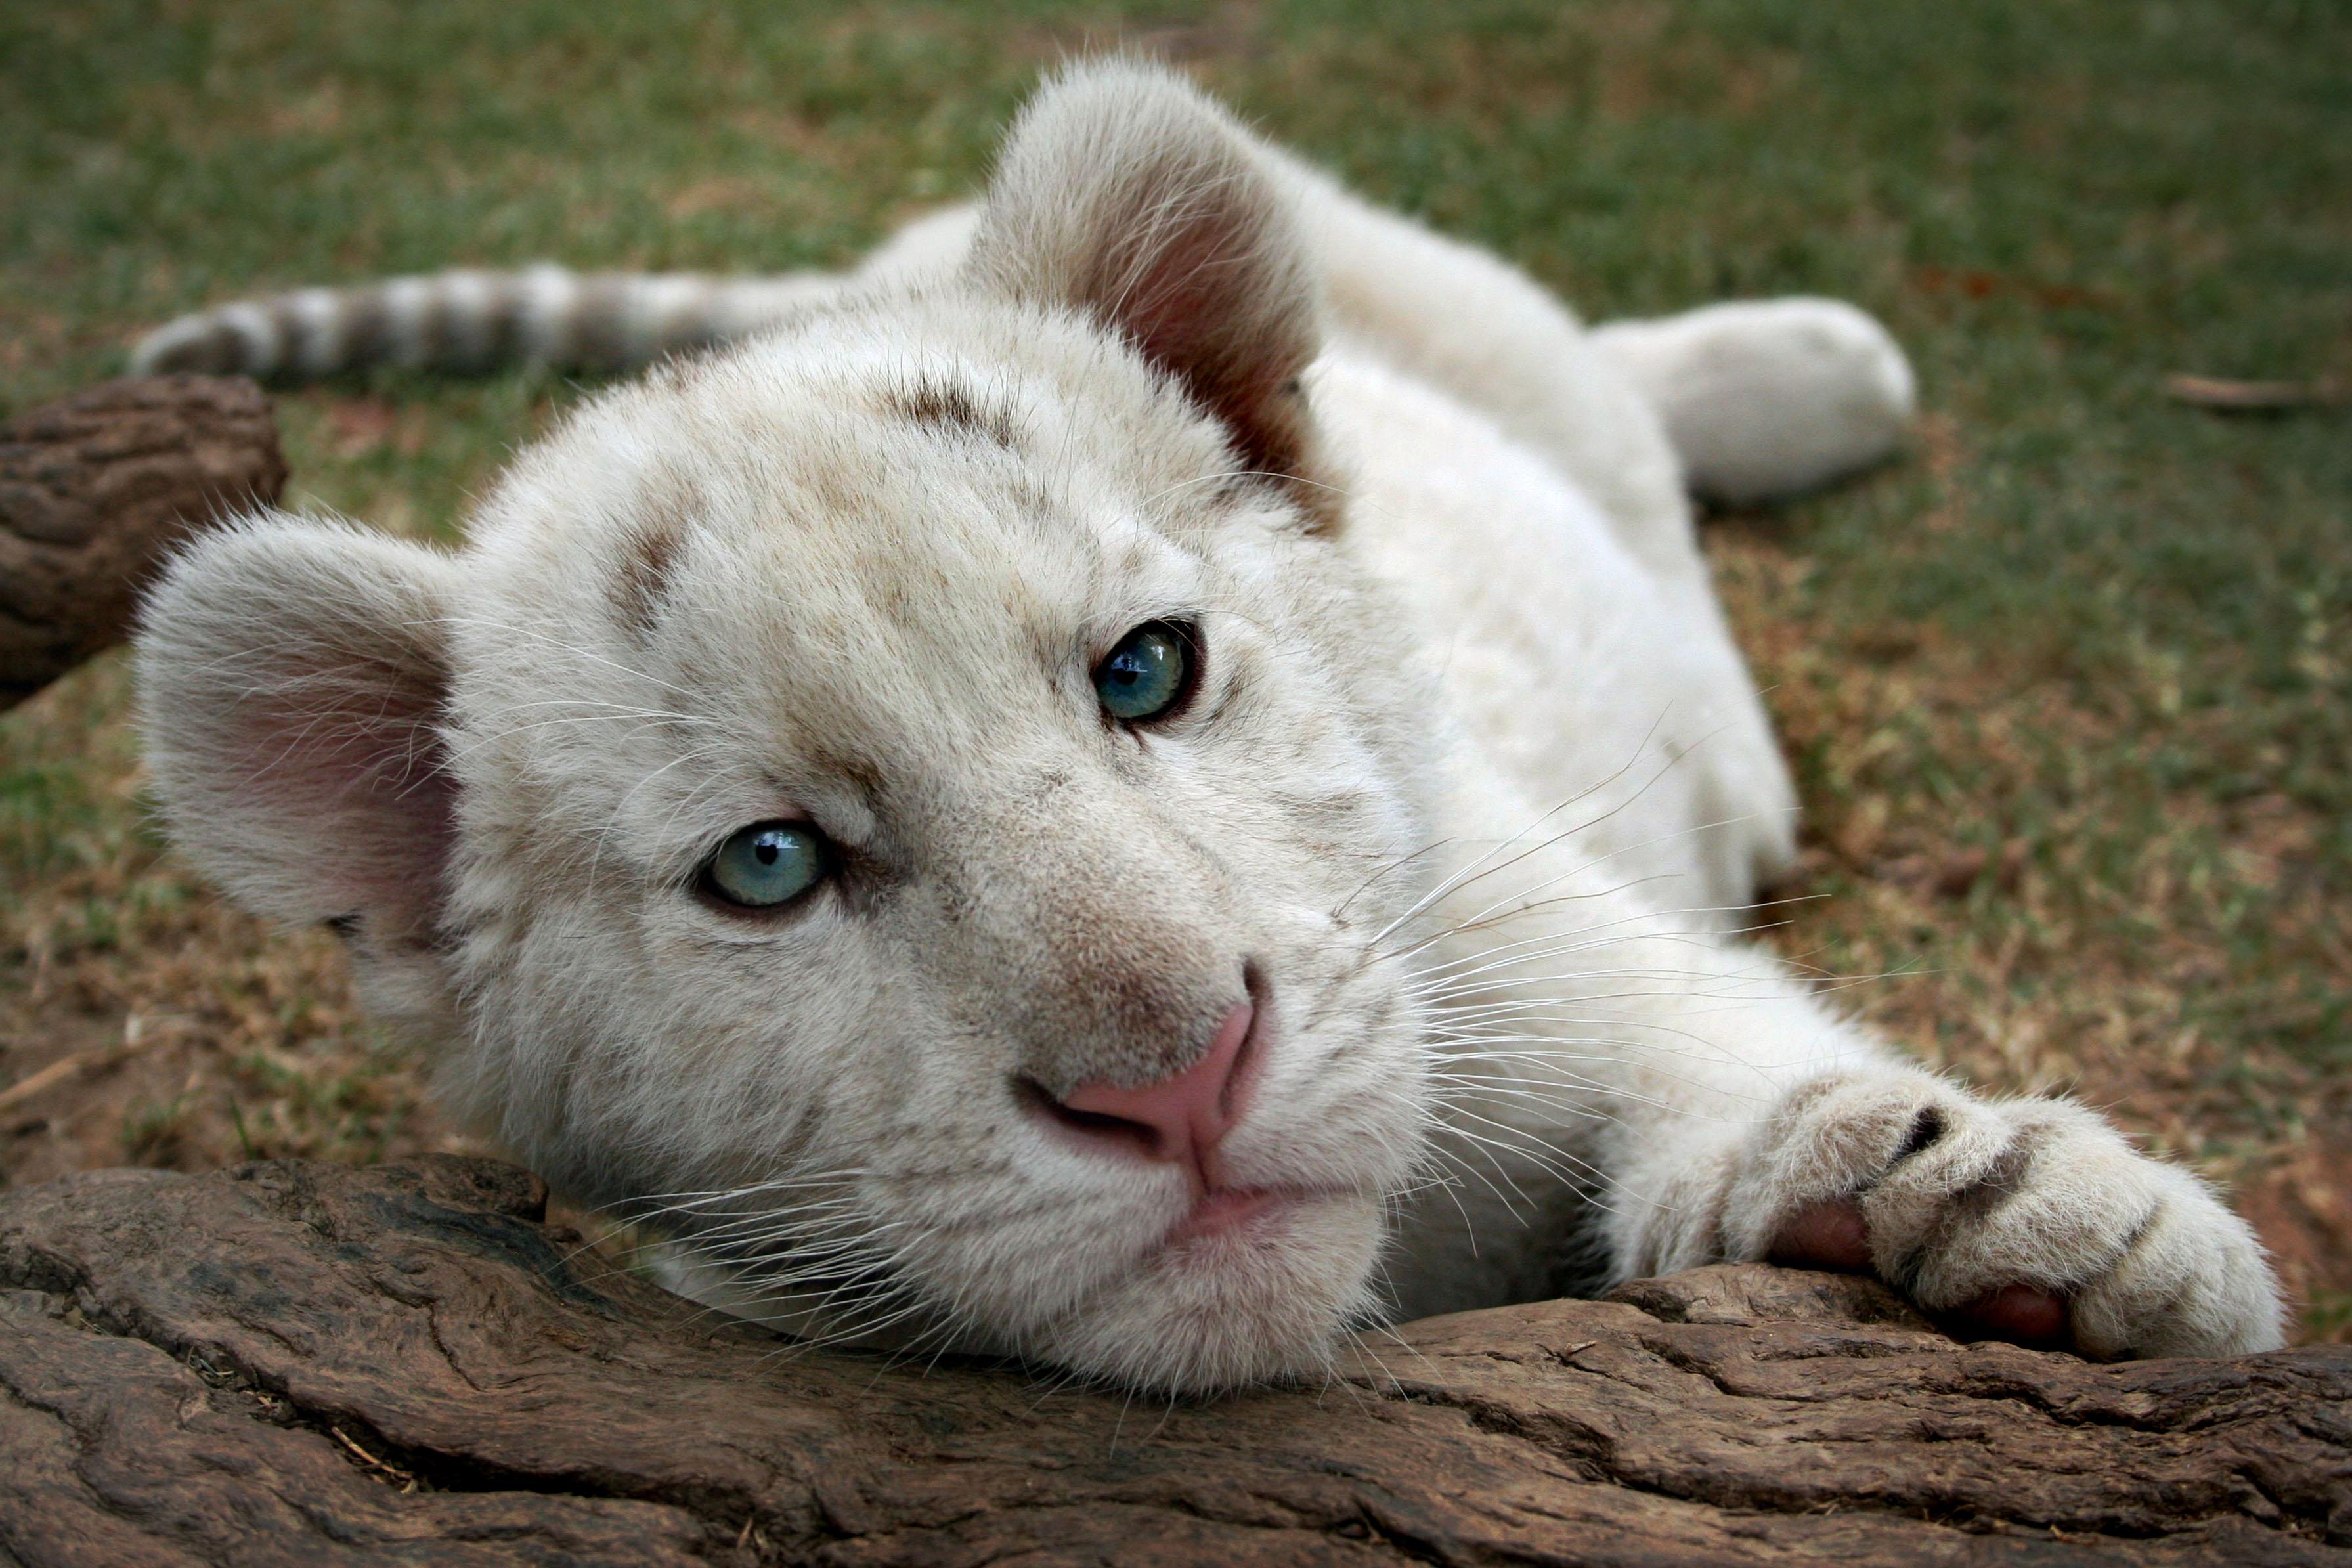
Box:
[804, 741, 887, 808]
[611, 522, 682, 644]
[882, 378, 1021, 448]
[609, 477, 701, 643]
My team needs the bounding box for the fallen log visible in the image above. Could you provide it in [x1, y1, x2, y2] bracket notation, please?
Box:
[1, 1155, 2345, 1565]
[1, 375, 285, 709]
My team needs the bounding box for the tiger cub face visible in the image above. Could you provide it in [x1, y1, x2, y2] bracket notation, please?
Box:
[139, 64, 1452, 1390]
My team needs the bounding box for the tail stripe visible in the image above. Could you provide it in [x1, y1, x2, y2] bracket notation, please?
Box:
[342, 282, 402, 371]
[130, 267, 842, 381]
[217, 302, 280, 374]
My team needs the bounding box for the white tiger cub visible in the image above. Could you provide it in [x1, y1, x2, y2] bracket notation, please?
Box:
[133, 62, 2282, 1391]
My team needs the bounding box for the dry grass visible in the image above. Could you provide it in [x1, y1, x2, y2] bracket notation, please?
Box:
[0, 656, 467, 1190]
[1711, 512, 2352, 1337]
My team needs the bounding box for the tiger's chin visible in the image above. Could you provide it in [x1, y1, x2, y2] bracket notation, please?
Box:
[1034, 1189, 1387, 1394]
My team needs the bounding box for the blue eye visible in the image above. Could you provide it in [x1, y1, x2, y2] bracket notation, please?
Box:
[703, 821, 828, 909]
[1093, 622, 1194, 722]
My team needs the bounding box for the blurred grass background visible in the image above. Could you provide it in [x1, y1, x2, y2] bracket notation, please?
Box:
[2, 0, 2347, 1332]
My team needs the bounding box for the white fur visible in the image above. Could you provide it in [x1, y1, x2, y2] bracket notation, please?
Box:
[134, 62, 2281, 1391]
[1592, 298, 1917, 505]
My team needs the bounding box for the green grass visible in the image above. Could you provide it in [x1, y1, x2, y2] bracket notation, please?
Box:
[2, 0, 2347, 1322]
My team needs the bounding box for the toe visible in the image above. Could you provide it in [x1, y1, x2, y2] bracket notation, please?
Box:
[1768, 1197, 1873, 1271]
[1952, 1282, 2070, 1348]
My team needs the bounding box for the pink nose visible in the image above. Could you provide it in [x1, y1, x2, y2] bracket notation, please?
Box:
[1047, 1001, 1256, 1187]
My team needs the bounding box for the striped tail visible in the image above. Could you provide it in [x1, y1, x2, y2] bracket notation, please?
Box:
[129, 267, 842, 381]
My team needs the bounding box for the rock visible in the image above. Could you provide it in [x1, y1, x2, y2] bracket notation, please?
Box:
[1, 375, 285, 708]
[1, 1155, 2346, 1565]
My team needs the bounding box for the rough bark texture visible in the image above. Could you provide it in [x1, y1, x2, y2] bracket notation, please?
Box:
[1, 1156, 2345, 1566]
[0, 374, 285, 708]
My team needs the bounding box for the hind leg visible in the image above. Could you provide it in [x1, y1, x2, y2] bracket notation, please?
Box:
[1590, 299, 1915, 507]
[1273, 161, 1703, 588]
[1277, 161, 1802, 889]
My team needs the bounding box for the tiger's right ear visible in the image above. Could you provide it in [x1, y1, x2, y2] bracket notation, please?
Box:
[135, 517, 463, 965]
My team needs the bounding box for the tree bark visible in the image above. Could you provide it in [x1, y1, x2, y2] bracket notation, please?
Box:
[1, 1155, 2345, 1566]
[0, 375, 285, 708]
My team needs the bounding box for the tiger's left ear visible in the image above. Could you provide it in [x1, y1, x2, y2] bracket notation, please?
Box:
[965, 60, 1336, 532]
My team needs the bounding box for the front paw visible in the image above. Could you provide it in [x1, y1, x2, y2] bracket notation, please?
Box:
[1720, 1070, 2285, 1359]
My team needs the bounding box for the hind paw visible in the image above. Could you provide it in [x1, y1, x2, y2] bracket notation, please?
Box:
[1594, 297, 1915, 504]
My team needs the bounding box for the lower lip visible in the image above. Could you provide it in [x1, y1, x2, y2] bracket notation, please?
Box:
[1164, 1188, 1289, 1247]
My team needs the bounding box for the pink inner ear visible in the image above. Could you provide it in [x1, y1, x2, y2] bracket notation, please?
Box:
[1108, 196, 1303, 481]
[230, 640, 458, 948]
[961, 65, 1325, 511]
[141, 518, 469, 954]
[320, 714, 456, 946]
